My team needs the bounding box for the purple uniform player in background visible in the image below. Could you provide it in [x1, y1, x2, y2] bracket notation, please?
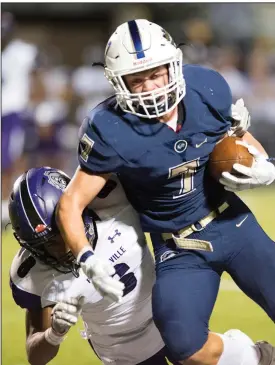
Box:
[1, 12, 45, 224]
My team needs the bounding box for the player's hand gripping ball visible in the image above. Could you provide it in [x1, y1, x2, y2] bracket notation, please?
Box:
[209, 136, 253, 181]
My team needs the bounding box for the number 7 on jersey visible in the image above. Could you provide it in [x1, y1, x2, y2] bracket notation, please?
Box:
[79, 133, 95, 162]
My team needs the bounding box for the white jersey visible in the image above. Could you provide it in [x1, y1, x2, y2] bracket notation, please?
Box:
[2, 39, 37, 116]
[10, 176, 164, 364]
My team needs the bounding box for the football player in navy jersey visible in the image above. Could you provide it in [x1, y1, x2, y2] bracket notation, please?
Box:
[56, 20, 275, 365]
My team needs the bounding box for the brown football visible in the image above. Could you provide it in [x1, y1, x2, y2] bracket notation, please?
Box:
[209, 136, 254, 181]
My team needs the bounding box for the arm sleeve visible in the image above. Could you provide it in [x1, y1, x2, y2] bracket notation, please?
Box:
[78, 115, 123, 174]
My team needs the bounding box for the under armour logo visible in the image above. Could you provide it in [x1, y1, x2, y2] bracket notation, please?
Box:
[108, 229, 121, 243]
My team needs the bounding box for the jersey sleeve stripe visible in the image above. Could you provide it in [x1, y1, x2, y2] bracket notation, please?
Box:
[10, 278, 42, 309]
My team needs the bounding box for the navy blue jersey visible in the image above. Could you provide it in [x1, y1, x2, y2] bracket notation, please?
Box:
[78, 65, 233, 232]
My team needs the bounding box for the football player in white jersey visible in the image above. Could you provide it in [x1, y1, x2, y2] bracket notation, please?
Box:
[9, 167, 262, 365]
[9, 166, 180, 365]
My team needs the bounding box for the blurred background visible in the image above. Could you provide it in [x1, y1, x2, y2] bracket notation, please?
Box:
[2, 3, 275, 365]
[2, 3, 275, 222]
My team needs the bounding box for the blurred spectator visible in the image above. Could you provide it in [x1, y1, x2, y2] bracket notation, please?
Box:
[244, 45, 275, 156]
[1, 12, 46, 224]
[23, 45, 75, 172]
[252, 4, 275, 40]
[71, 43, 113, 124]
[211, 46, 249, 102]
[180, 19, 214, 66]
[209, 3, 255, 44]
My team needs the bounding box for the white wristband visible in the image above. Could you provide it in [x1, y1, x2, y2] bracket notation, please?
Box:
[44, 327, 66, 346]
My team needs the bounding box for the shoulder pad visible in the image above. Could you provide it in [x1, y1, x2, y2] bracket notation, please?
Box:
[184, 64, 232, 117]
[10, 249, 57, 309]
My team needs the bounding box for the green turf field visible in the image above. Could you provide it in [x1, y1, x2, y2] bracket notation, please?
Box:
[2, 186, 275, 365]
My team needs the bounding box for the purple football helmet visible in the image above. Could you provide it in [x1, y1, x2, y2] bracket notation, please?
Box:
[9, 167, 98, 276]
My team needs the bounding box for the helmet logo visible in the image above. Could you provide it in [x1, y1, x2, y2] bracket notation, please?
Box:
[44, 171, 67, 191]
[85, 222, 95, 243]
[133, 57, 153, 66]
[35, 224, 47, 233]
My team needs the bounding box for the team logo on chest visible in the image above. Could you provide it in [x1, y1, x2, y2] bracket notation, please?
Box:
[174, 140, 188, 153]
[108, 229, 121, 243]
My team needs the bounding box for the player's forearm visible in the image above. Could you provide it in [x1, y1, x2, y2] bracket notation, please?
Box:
[242, 131, 268, 157]
[56, 168, 110, 257]
[26, 331, 59, 365]
[56, 193, 90, 258]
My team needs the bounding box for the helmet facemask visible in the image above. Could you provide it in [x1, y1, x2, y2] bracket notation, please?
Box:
[104, 20, 186, 119]
[13, 227, 80, 277]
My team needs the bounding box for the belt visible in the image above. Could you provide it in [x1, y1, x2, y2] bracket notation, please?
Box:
[161, 202, 229, 252]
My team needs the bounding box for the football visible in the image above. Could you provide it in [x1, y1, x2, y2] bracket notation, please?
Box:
[209, 136, 254, 181]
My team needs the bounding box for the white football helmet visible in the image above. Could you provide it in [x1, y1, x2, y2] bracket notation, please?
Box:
[104, 19, 186, 119]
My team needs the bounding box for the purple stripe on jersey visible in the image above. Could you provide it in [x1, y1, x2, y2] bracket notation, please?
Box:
[10, 278, 42, 310]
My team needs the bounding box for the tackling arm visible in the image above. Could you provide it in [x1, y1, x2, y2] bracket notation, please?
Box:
[26, 307, 59, 365]
[242, 131, 268, 157]
[56, 167, 124, 302]
[26, 297, 84, 365]
[56, 166, 110, 258]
